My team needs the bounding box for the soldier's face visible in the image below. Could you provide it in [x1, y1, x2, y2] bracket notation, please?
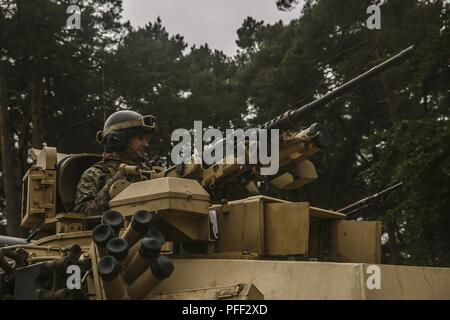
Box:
[127, 133, 151, 159]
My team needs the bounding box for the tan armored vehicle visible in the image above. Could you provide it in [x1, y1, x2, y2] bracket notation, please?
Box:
[1, 46, 450, 300]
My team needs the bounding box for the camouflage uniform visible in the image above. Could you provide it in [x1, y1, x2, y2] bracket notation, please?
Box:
[73, 154, 151, 216]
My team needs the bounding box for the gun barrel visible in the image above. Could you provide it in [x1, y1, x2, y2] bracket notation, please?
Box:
[0, 235, 28, 247]
[262, 46, 415, 130]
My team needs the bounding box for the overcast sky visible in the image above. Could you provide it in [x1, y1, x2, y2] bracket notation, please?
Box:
[121, 0, 304, 56]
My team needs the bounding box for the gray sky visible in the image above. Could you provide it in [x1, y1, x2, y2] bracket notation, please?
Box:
[121, 0, 304, 56]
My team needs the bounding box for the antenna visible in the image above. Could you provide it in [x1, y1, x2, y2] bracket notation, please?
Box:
[102, 61, 106, 122]
[101, 61, 107, 155]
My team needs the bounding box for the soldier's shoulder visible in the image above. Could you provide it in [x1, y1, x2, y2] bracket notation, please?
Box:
[81, 160, 117, 179]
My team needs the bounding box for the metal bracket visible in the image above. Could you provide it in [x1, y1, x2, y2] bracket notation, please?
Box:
[216, 284, 244, 299]
[209, 209, 219, 240]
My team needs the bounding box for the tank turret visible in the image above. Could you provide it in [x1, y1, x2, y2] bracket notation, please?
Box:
[3, 46, 450, 300]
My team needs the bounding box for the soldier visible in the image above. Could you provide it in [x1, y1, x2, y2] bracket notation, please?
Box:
[73, 110, 157, 215]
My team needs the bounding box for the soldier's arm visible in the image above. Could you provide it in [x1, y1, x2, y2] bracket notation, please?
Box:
[73, 167, 123, 216]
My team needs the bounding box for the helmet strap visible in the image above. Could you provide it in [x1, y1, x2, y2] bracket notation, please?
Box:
[125, 146, 148, 163]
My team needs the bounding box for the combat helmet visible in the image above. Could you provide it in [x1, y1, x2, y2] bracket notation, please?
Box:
[96, 110, 157, 151]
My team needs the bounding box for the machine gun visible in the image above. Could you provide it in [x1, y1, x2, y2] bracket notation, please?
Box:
[259, 46, 415, 130]
[168, 46, 415, 199]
